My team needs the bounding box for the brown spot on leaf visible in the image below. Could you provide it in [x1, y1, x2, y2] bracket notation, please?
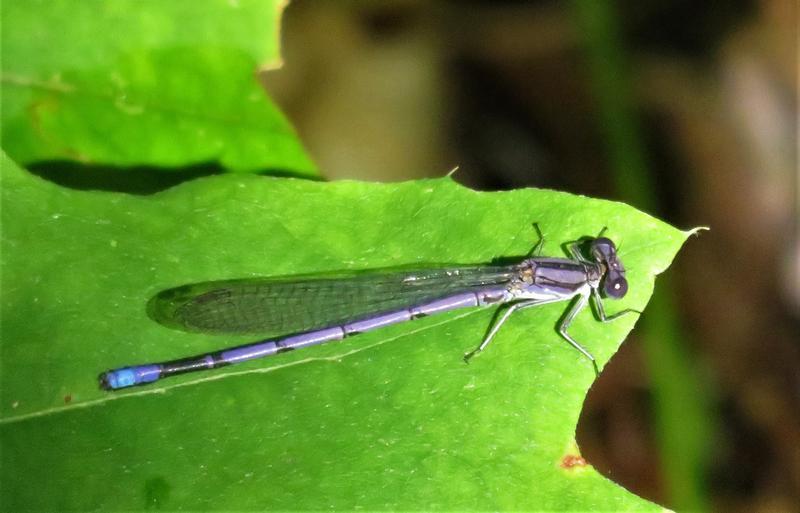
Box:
[560, 454, 587, 469]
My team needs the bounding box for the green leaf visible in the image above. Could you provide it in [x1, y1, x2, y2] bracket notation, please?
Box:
[1, 154, 693, 510]
[1, 0, 315, 175]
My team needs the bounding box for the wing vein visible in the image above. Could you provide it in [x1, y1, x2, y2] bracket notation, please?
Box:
[148, 265, 517, 336]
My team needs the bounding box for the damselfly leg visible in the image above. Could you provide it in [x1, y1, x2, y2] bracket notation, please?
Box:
[556, 291, 599, 376]
[527, 222, 546, 257]
[463, 297, 571, 362]
[591, 288, 642, 322]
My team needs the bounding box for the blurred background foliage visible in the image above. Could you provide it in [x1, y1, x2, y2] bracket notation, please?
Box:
[3, 0, 797, 511]
[262, 1, 797, 511]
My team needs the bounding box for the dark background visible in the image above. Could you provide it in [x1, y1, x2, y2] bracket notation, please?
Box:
[261, 1, 798, 511]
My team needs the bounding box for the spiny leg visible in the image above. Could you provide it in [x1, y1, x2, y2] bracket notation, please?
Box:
[464, 302, 528, 362]
[568, 242, 585, 262]
[592, 288, 642, 322]
[557, 292, 600, 376]
[527, 222, 546, 257]
[464, 297, 566, 362]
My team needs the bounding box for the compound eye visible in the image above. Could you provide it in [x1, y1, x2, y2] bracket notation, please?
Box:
[604, 273, 628, 299]
[591, 237, 616, 260]
[593, 236, 615, 249]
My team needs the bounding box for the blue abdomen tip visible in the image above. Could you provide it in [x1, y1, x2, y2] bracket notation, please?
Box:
[100, 365, 161, 390]
[101, 369, 137, 390]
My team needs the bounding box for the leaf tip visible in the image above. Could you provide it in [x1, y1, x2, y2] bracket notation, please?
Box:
[685, 226, 710, 238]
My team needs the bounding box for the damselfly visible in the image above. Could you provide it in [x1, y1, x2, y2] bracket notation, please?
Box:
[100, 227, 638, 390]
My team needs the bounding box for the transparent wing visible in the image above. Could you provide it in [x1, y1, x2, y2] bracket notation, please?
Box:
[148, 265, 518, 336]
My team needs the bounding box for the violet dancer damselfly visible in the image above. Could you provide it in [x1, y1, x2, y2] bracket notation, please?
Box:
[99, 228, 638, 390]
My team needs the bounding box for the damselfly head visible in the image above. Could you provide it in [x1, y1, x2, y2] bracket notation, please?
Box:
[590, 237, 617, 261]
[591, 237, 628, 299]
